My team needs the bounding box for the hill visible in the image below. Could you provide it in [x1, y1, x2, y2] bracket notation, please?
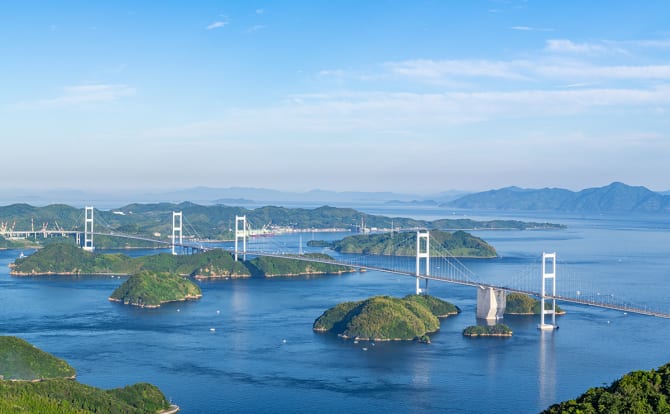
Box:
[329, 230, 497, 258]
[247, 253, 354, 277]
[447, 182, 670, 213]
[0, 336, 75, 381]
[542, 362, 670, 413]
[109, 271, 203, 308]
[0, 336, 171, 413]
[313, 295, 459, 341]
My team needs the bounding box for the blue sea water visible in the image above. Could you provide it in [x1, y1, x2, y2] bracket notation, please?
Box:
[1, 209, 670, 413]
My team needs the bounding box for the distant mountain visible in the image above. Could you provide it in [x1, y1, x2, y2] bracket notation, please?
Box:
[446, 182, 670, 213]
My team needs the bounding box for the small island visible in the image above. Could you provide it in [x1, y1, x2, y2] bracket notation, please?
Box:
[0, 336, 174, 413]
[109, 271, 202, 308]
[316, 229, 497, 258]
[462, 324, 513, 337]
[313, 295, 460, 342]
[505, 292, 565, 315]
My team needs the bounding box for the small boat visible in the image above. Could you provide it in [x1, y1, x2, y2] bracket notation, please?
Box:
[209, 328, 216, 332]
[18, 252, 25, 259]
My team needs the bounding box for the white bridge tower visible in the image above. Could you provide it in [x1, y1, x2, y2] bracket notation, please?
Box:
[539, 252, 558, 330]
[172, 211, 183, 255]
[235, 215, 247, 261]
[415, 230, 430, 295]
[83, 206, 94, 252]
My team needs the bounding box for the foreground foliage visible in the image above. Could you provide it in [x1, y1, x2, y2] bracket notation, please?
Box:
[542, 362, 670, 413]
[109, 270, 202, 308]
[462, 324, 513, 337]
[0, 336, 171, 413]
[330, 230, 497, 258]
[313, 295, 460, 341]
[505, 292, 564, 315]
[0, 379, 170, 414]
[0, 336, 75, 381]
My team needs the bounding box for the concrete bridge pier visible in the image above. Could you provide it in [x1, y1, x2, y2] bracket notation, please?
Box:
[476, 286, 506, 321]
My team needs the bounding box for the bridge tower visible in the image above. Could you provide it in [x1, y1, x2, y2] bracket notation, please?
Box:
[172, 211, 183, 255]
[235, 215, 247, 261]
[415, 230, 430, 295]
[83, 206, 94, 252]
[539, 252, 558, 330]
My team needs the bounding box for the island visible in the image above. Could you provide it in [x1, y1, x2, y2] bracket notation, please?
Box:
[313, 294, 460, 342]
[462, 324, 513, 337]
[504, 292, 565, 315]
[11, 242, 352, 279]
[247, 253, 354, 277]
[109, 271, 203, 308]
[0, 336, 174, 413]
[323, 229, 497, 258]
[542, 362, 670, 413]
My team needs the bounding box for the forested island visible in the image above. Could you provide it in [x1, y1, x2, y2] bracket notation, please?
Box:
[0, 202, 564, 249]
[313, 295, 460, 342]
[312, 230, 497, 258]
[11, 242, 353, 279]
[0, 336, 173, 413]
[462, 324, 513, 337]
[505, 292, 565, 315]
[109, 271, 202, 308]
[542, 362, 670, 413]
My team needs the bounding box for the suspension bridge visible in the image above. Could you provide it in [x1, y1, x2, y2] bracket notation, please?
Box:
[6, 207, 670, 326]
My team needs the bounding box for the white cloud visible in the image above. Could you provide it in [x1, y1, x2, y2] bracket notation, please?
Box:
[247, 24, 266, 33]
[384, 59, 531, 81]
[206, 21, 228, 30]
[545, 39, 626, 55]
[255, 8, 264, 14]
[17, 83, 136, 109]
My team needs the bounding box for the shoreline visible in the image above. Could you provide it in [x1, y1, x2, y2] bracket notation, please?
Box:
[108, 294, 202, 309]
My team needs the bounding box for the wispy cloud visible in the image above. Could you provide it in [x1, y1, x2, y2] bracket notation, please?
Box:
[511, 26, 553, 32]
[255, 8, 264, 14]
[545, 39, 624, 54]
[16, 83, 136, 109]
[247, 25, 267, 33]
[384, 59, 531, 81]
[206, 19, 229, 30]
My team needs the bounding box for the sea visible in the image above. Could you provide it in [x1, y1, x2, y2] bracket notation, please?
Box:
[1, 206, 670, 413]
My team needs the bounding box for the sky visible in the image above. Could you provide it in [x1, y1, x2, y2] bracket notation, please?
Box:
[2, 0, 670, 194]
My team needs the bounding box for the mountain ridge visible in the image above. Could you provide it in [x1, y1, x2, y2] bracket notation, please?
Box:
[446, 182, 670, 213]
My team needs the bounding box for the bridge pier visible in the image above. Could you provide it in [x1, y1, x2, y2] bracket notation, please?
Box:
[476, 286, 506, 321]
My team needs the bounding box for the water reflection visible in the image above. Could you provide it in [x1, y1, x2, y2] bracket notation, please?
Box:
[538, 330, 557, 409]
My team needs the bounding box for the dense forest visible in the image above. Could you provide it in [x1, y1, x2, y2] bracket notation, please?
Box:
[313, 295, 459, 342]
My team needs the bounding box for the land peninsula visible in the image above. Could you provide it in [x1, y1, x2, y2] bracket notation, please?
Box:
[0, 336, 174, 413]
[312, 229, 497, 258]
[11, 242, 353, 279]
[0, 202, 564, 249]
[109, 271, 202, 308]
[313, 295, 460, 342]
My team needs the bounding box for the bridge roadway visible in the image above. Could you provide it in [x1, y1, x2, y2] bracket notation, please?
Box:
[8, 227, 669, 319]
[231, 248, 670, 320]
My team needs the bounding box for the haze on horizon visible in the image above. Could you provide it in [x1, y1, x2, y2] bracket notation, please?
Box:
[2, 1, 669, 194]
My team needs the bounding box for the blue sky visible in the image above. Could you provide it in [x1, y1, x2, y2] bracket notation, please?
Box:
[2, 1, 670, 193]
